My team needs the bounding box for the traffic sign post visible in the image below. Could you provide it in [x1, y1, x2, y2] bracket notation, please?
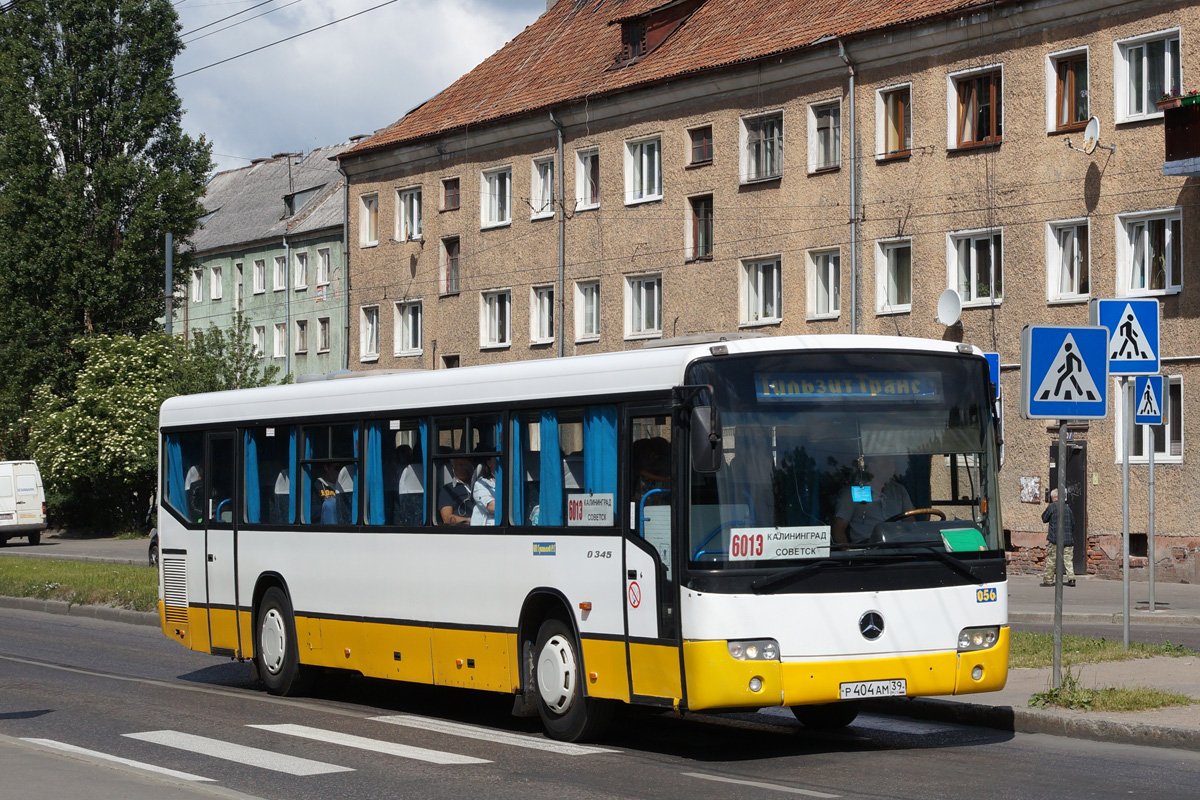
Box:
[1135, 375, 1167, 614]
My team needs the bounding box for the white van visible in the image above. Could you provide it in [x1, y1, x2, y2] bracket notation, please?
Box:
[0, 461, 47, 546]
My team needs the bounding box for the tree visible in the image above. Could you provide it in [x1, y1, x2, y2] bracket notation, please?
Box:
[178, 311, 287, 395]
[0, 1, 212, 459]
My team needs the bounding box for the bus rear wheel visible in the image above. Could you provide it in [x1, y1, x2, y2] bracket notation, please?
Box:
[533, 618, 612, 742]
[790, 701, 861, 729]
[255, 587, 313, 696]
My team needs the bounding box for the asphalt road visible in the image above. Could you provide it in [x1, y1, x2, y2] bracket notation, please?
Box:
[3, 608, 1200, 799]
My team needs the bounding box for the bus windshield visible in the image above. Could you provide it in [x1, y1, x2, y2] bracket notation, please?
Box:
[687, 350, 1001, 568]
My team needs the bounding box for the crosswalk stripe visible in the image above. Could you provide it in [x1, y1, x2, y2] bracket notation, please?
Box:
[21, 738, 214, 782]
[371, 714, 615, 756]
[123, 730, 352, 776]
[250, 723, 490, 765]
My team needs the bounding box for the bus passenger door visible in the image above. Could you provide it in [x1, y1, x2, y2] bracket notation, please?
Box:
[204, 431, 240, 656]
[625, 412, 681, 703]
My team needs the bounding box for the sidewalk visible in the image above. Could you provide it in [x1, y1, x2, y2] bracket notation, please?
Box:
[3, 534, 1199, 751]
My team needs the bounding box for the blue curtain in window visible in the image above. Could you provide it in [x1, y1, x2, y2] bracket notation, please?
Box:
[366, 423, 384, 525]
[244, 430, 261, 523]
[584, 405, 617, 497]
[418, 419, 428, 524]
[539, 411, 562, 525]
[166, 435, 185, 514]
[288, 428, 298, 524]
[351, 427, 360, 525]
[302, 432, 312, 523]
[511, 419, 524, 524]
[493, 418, 504, 524]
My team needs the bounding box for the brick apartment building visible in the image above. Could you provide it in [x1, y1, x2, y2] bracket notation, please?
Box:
[336, 0, 1199, 579]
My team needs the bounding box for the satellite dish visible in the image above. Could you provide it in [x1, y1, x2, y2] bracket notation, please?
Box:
[936, 289, 962, 326]
[1082, 116, 1101, 155]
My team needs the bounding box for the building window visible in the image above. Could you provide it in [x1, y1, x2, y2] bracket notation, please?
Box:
[742, 257, 781, 325]
[191, 269, 203, 302]
[807, 249, 840, 318]
[360, 193, 379, 246]
[688, 195, 713, 260]
[1117, 30, 1181, 122]
[1116, 376, 1183, 463]
[273, 256, 286, 291]
[1054, 52, 1089, 131]
[877, 85, 912, 158]
[293, 251, 307, 290]
[398, 187, 422, 240]
[395, 301, 422, 356]
[273, 322, 286, 358]
[360, 306, 379, 361]
[949, 229, 1003, 306]
[441, 237, 460, 295]
[742, 112, 783, 181]
[481, 167, 511, 227]
[953, 68, 1003, 147]
[531, 157, 555, 219]
[210, 265, 223, 301]
[808, 102, 840, 171]
[295, 319, 308, 354]
[442, 177, 460, 211]
[689, 125, 713, 165]
[575, 281, 600, 341]
[624, 137, 662, 204]
[877, 240, 912, 314]
[1118, 209, 1183, 296]
[235, 263, 243, 306]
[626, 274, 662, 338]
[253, 259, 265, 294]
[1047, 220, 1089, 302]
[531, 286, 554, 343]
[481, 290, 511, 348]
[253, 325, 266, 357]
[317, 248, 330, 286]
[317, 317, 330, 353]
[575, 148, 600, 210]
[620, 18, 646, 62]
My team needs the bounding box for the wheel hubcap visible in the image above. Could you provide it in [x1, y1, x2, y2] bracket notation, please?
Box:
[536, 634, 577, 715]
[260, 608, 286, 675]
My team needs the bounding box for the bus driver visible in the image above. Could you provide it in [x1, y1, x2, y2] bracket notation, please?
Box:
[831, 454, 913, 544]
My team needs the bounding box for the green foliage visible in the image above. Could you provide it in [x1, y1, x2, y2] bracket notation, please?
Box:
[1009, 631, 1196, 669]
[0, 556, 159, 612]
[178, 310, 287, 394]
[1029, 666, 1199, 712]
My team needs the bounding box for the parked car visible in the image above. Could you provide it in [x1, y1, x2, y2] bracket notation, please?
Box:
[0, 461, 47, 546]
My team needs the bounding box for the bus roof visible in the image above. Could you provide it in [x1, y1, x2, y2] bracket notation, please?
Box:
[159, 335, 979, 428]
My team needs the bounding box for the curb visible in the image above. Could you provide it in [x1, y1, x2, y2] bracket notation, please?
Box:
[1011, 611, 1200, 626]
[0, 551, 146, 567]
[0, 595, 159, 627]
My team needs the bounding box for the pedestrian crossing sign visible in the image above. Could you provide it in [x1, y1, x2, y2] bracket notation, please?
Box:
[1089, 298, 1160, 375]
[1134, 375, 1165, 426]
[1020, 325, 1109, 419]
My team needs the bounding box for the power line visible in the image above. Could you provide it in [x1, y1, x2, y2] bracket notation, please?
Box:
[183, 0, 303, 45]
[180, 0, 275, 36]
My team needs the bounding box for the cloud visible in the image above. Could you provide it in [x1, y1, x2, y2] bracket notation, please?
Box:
[175, 0, 545, 174]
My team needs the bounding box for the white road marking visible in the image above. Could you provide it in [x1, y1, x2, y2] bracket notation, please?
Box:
[683, 771, 841, 797]
[21, 738, 214, 782]
[250, 723, 490, 765]
[371, 714, 615, 756]
[123, 730, 352, 776]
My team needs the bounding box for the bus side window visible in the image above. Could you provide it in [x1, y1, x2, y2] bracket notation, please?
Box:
[366, 419, 427, 526]
[630, 417, 672, 575]
[163, 431, 204, 524]
[300, 423, 359, 525]
[243, 426, 293, 525]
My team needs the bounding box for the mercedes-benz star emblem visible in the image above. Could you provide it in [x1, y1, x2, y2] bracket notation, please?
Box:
[859, 611, 885, 640]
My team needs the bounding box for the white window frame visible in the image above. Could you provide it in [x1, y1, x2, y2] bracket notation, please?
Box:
[480, 290, 512, 348]
[210, 265, 223, 301]
[481, 167, 512, 228]
[531, 157, 555, 220]
[253, 325, 266, 357]
[1046, 219, 1090, 303]
[575, 148, 600, 211]
[741, 111, 785, 182]
[360, 305, 379, 362]
[575, 280, 600, 342]
[273, 255, 286, 291]
[317, 317, 331, 353]
[397, 186, 422, 240]
[360, 192, 379, 247]
[875, 83, 912, 158]
[253, 259, 266, 294]
[394, 300, 422, 356]
[807, 102, 841, 172]
[740, 256, 782, 326]
[293, 250, 307, 290]
[947, 64, 1004, 149]
[273, 322, 286, 359]
[1116, 207, 1183, 297]
[1045, 47, 1089, 133]
[1114, 28, 1182, 124]
[531, 285, 555, 344]
[876, 238, 913, 315]
[625, 274, 662, 339]
[294, 319, 308, 354]
[191, 269, 203, 302]
[624, 136, 662, 205]
[316, 248, 330, 286]
[1114, 375, 1183, 464]
[947, 228, 1003, 307]
[807, 248, 841, 319]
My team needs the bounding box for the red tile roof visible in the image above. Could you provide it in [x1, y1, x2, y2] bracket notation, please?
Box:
[343, 0, 997, 158]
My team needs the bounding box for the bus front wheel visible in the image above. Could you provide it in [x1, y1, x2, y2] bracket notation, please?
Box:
[790, 700, 861, 729]
[533, 618, 612, 742]
[256, 587, 313, 696]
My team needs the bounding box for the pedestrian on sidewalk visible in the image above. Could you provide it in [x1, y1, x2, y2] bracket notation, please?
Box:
[1041, 488, 1076, 586]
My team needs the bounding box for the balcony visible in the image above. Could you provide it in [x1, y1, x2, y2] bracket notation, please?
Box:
[1163, 102, 1200, 177]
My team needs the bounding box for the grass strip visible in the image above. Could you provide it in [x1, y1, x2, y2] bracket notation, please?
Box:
[0, 555, 158, 612]
[1009, 631, 1194, 668]
[1029, 667, 1200, 711]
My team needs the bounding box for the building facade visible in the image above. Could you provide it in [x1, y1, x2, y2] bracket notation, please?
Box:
[337, 0, 1200, 579]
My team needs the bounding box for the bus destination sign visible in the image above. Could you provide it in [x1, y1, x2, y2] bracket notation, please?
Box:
[728, 526, 831, 561]
[755, 373, 941, 402]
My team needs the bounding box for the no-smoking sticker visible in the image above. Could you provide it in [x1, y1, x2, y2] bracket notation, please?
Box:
[628, 581, 641, 608]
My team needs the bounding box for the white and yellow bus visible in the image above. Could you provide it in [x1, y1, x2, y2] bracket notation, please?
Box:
[157, 334, 1008, 741]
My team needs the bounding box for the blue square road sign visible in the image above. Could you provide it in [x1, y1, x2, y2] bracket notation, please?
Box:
[1021, 325, 1109, 420]
[1133, 375, 1165, 426]
[1089, 298, 1160, 375]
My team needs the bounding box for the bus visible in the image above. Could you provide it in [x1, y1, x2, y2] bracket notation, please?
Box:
[156, 334, 1007, 741]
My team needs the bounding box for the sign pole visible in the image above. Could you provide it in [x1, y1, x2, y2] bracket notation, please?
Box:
[1148, 421, 1156, 613]
[1122, 378, 1132, 650]
[1053, 420, 1067, 689]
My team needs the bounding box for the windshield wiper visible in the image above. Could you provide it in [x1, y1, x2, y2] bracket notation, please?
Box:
[912, 545, 983, 584]
[751, 559, 839, 593]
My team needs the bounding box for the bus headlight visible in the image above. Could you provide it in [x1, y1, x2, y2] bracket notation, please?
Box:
[957, 626, 999, 652]
[727, 639, 779, 661]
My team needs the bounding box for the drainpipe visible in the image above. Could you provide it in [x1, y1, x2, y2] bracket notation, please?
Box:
[337, 166, 350, 372]
[284, 234, 291, 378]
[550, 110, 566, 357]
[839, 40, 859, 335]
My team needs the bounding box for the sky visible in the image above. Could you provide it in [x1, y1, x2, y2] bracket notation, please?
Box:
[173, 0, 548, 175]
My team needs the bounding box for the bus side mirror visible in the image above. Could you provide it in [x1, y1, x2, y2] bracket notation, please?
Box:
[690, 406, 722, 473]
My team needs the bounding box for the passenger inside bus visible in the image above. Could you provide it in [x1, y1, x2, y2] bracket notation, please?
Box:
[470, 457, 497, 525]
[394, 444, 424, 526]
[438, 456, 473, 525]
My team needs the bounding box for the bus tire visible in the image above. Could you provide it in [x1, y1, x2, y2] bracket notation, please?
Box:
[533, 618, 612, 742]
[255, 587, 313, 696]
[790, 701, 861, 729]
